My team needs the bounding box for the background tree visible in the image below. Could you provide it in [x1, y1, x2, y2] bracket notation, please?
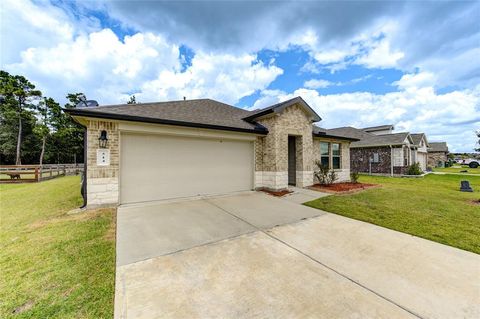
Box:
[476, 131, 480, 152]
[33, 97, 60, 165]
[0, 71, 41, 164]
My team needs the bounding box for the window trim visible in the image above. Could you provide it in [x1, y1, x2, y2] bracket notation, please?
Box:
[320, 141, 330, 168]
[319, 141, 342, 170]
[332, 143, 341, 169]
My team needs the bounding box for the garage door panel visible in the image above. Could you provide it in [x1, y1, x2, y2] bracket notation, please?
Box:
[120, 133, 253, 204]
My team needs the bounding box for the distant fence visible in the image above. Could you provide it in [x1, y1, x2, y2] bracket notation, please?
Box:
[0, 164, 84, 184]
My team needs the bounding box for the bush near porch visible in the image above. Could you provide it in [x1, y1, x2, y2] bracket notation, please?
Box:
[305, 174, 480, 254]
[0, 176, 115, 318]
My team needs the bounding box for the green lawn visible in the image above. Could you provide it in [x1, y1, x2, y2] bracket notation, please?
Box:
[0, 176, 115, 318]
[305, 174, 480, 254]
[433, 166, 480, 174]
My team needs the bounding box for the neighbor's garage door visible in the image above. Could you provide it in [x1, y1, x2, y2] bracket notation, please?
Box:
[120, 133, 254, 204]
[418, 153, 427, 171]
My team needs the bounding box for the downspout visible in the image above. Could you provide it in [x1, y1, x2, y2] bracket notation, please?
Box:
[80, 125, 87, 209]
[390, 145, 393, 176]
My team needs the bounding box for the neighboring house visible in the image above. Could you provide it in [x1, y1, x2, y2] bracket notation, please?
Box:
[362, 124, 395, 135]
[65, 97, 358, 207]
[326, 126, 429, 175]
[410, 133, 429, 171]
[428, 142, 449, 167]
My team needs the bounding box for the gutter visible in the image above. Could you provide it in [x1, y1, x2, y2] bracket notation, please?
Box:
[64, 108, 269, 136]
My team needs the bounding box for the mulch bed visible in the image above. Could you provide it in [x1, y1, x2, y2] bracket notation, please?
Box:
[309, 182, 379, 194]
[260, 189, 293, 197]
[468, 199, 480, 206]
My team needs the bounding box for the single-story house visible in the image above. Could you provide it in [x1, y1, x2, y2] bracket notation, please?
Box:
[428, 142, 449, 167]
[65, 97, 358, 207]
[326, 126, 429, 175]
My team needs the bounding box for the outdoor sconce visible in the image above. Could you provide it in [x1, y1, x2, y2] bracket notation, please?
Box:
[98, 130, 108, 148]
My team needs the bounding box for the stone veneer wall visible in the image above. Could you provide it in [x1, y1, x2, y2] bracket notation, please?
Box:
[312, 139, 351, 183]
[255, 104, 313, 190]
[86, 120, 120, 207]
[428, 152, 448, 168]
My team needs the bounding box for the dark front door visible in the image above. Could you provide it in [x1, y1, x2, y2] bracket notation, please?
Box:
[288, 136, 296, 185]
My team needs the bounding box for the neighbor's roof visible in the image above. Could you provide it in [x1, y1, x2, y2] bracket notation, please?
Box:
[327, 126, 411, 147]
[361, 124, 394, 132]
[243, 96, 322, 122]
[312, 125, 359, 141]
[64, 98, 269, 134]
[428, 142, 449, 152]
[410, 133, 429, 147]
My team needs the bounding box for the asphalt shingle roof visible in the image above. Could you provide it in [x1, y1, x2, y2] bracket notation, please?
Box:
[65, 98, 268, 134]
[410, 133, 427, 146]
[428, 142, 448, 152]
[327, 127, 410, 147]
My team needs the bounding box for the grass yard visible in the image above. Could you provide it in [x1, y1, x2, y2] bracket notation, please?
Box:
[0, 176, 115, 318]
[305, 174, 480, 254]
[433, 166, 480, 174]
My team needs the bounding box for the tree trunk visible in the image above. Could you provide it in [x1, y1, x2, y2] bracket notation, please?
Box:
[15, 116, 22, 165]
[39, 136, 46, 166]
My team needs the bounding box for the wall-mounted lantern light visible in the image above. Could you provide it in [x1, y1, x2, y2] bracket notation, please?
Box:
[98, 130, 108, 148]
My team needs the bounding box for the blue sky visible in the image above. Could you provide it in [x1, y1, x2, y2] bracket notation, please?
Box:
[1, 0, 479, 152]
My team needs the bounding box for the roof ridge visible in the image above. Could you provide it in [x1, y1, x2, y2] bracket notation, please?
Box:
[89, 98, 215, 109]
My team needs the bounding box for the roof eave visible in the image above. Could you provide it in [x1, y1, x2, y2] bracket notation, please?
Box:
[64, 108, 269, 135]
[312, 132, 359, 141]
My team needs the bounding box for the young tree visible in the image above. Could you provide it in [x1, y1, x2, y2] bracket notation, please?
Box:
[127, 95, 137, 104]
[0, 71, 41, 164]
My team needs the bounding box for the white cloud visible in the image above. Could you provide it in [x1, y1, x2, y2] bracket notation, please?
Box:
[137, 52, 283, 104]
[394, 72, 437, 90]
[304, 79, 333, 89]
[255, 84, 480, 152]
[7, 27, 282, 105]
[355, 38, 404, 69]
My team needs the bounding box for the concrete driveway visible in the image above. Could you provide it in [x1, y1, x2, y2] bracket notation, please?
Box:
[115, 191, 480, 319]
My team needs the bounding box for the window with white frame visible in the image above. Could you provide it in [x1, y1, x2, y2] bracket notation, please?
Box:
[332, 143, 341, 169]
[320, 142, 330, 168]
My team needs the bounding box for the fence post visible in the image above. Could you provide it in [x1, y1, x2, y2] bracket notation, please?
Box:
[35, 167, 39, 182]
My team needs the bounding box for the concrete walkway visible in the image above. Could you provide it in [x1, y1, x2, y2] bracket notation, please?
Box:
[115, 192, 480, 319]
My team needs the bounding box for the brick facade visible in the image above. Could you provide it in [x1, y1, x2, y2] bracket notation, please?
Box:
[86, 120, 120, 207]
[351, 147, 392, 174]
[254, 103, 351, 189]
[255, 104, 314, 189]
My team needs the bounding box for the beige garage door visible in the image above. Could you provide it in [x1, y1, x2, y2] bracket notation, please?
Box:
[120, 133, 254, 204]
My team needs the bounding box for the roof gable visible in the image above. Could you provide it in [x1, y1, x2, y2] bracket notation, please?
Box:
[243, 96, 321, 122]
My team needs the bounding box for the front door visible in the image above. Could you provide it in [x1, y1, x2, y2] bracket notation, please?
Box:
[288, 136, 296, 185]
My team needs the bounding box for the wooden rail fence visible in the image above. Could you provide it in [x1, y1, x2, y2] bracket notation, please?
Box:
[0, 164, 84, 184]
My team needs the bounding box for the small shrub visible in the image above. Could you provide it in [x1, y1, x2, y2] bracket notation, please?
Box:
[350, 171, 359, 183]
[329, 170, 338, 184]
[406, 162, 422, 175]
[314, 160, 337, 185]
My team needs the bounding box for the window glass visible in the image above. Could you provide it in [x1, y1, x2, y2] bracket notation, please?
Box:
[320, 142, 329, 156]
[321, 157, 329, 167]
[332, 143, 341, 169]
[332, 143, 340, 156]
[320, 142, 330, 168]
[332, 157, 340, 169]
